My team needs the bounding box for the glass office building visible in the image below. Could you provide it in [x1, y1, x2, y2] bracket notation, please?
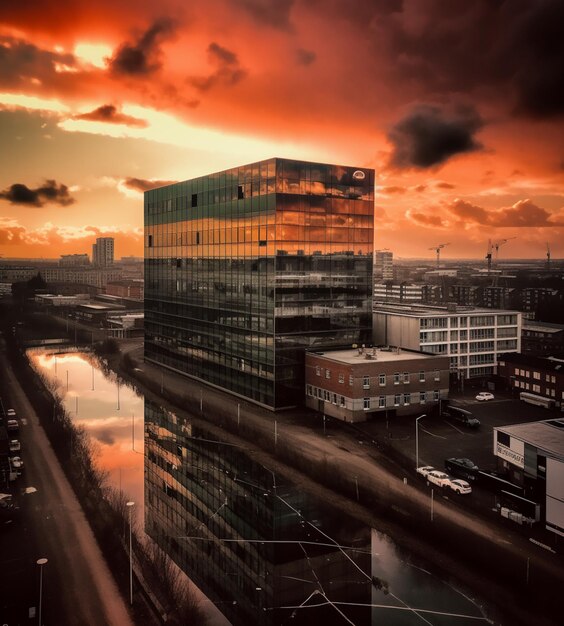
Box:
[145, 158, 374, 409]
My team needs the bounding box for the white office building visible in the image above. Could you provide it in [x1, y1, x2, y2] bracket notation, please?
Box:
[374, 250, 393, 281]
[373, 303, 522, 379]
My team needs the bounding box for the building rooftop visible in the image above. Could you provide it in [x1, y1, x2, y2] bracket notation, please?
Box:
[495, 419, 564, 459]
[308, 346, 441, 364]
[523, 320, 564, 333]
[499, 352, 564, 372]
[373, 303, 520, 317]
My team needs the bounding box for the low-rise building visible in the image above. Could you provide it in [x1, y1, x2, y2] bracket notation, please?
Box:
[106, 280, 144, 300]
[305, 346, 449, 422]
[522, 320, 564, 357]
[373, 303, 521, 379]
[373, 282, 423, 303]
[498, 352, 564, 409]
[493, 419, 564, 536]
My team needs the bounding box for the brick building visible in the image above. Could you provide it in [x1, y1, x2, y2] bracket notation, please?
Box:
[305, 346, 449, 422]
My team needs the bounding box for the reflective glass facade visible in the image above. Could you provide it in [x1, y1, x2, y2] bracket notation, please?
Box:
[145, 158, 374, 409]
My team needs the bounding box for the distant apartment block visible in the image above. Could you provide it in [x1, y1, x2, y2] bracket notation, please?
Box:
[106, 280, 144, 300]
[92, 237, 114, 267]
[305, 346, 449, 422]
[59, 253, 90, 266]
[373, 303, 522, 379]
[0, 265, 123, 289]
[373, 282, 423, 303]
[522, 320, 564, 357]
[374, 250, 393, 281]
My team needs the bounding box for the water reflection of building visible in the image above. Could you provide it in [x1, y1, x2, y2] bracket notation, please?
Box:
[144, 401, 371, 625]
[144, 159, 374, 410]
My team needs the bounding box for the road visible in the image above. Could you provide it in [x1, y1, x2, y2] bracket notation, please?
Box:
[0, 338, 134, 626]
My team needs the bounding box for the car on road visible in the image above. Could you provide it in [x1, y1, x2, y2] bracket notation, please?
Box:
[416, 466, 435, 478]
[476, 392, 494, 401]
[6, 408, 16, 417]
[8, 440, 20, 453]
[426, 470, 452, 488]
[445, 457, 480, 481]
[9, 456, 24, 472]
[7, 419, 19, 433]
[446, 478, 472, 495]
[442, 405, 481, 428]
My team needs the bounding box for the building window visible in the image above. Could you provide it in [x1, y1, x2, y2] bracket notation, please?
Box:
[191, 193, 198, 207]
[393, 372, 400, 385]
[403, 372, 409, 384]
[340, 396, 345, 407]
[378, 396, 386, 408]
[339, 373, 345, 384]
[306, 384, 313, 396]
[363, 375, 370, 389]
[419, 371, 425, 382]
[379, 374, 386, 386]
[333, 393, 338, 405]
[148, 234, 153, 248]
[434, 370, 440, 381]
[403, 393, 411, 405]
[433, 390, 440, 401]
[316, 366, 321, 376]
[545, 374, 550, 382]
[533, 371, 540, 380]
[349, 375, 354, 386]
[363, 397, 370, 410]
[420, 391, 426, 403]
[551, 375, 556, 384]
[532, 384, 540, 393]
[325, 390, 331, 401]
[394, 394, 401, 406]
[325, 369, 331, 379]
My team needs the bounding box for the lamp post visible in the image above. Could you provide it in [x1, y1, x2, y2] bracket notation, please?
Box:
[415, 413, 426, 470]
[37, 558, 48, 626]
[126, 501, 135, 605]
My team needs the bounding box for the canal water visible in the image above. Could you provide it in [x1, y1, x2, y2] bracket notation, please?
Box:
[30, 349, 493, 626]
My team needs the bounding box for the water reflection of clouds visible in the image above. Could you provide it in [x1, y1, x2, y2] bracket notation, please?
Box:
[31, 349, 145, 508]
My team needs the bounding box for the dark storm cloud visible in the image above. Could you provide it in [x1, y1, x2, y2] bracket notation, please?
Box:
[110, 18, 176, 76]
[123, 177, 178, 192]
[378, 0, 564, 119]
[237, 0, 294, 30]
[0, 35, 76, 87]
[388, 104, 484, 169]
[0, 180, 75, 207]
[296, 48, 316, 66]
[190, 42, 246, 91]
[75, 104, 148, 127]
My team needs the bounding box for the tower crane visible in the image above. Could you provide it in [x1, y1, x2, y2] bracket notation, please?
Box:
[485, 239, 493, 274]
[429, 242, 450, 268]
[546, 242, 551, 270]
[493, 237, 516, 263]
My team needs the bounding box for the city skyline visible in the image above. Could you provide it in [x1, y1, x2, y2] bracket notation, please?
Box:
[1, 1, 563, 260]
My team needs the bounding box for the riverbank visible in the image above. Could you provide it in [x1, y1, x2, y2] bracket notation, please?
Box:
[109, 344, 562, 626]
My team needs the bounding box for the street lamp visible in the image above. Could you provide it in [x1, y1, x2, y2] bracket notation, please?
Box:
[415, 414, 426, 470]
[37, 557, 48, 626]
[126, 501, 135, 605]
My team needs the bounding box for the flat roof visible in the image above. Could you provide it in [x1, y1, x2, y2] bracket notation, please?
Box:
[496, 419, 564, 459]
[308, 346, 440, 364]
[373, 303, 520, 317]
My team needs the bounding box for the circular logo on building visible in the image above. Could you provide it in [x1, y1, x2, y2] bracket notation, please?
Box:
[352, 170, 366, 180]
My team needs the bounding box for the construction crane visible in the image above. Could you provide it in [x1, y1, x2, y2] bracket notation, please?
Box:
[546, 242, 551, 270]
[485, 239, 493, 274]
[429, 243, 450, 268]
[493, 237, 516, 263]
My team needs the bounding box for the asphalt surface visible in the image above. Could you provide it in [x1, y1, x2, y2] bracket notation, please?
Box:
[0, 336, 134, 626]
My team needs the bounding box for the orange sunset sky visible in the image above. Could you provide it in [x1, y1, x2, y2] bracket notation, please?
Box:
[0, 0, 563, 260]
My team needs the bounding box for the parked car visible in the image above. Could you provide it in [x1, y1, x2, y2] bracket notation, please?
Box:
[442, 405, 480, 428]
[476, 392, 494, 401]
[426, 470, 452, 488]
[7, 419, 19, 433]
[446, 478, 472, 495]
[445, 457, 480, 482]
[6, 408, 16, 417]
[416, 466, 435, 478]
[9, 439, 20, 452]
[10, 456, 24, 472]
